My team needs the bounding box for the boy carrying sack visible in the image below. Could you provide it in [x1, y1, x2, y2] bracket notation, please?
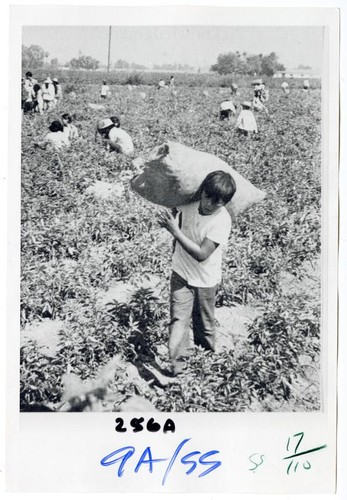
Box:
[157, 171, 236, 375]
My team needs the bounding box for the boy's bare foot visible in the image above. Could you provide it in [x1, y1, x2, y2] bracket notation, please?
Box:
[142, 363, 178, 386]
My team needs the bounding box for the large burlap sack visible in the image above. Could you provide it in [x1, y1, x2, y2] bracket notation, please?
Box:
[130, 141, 266, 217]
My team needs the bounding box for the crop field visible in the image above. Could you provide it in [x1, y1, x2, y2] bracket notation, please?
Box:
[20, 75, 321, 412]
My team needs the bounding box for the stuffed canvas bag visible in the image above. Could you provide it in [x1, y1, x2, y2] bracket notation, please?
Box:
[131, 141, 266, 217]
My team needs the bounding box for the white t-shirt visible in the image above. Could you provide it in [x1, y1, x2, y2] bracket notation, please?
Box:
[281, 81, 289, 88]
[108, 127, 134, 155]
[45, 131, 70, 149]
[42, 83, 55, 101]
[235, 109, 258, 133]
[172, 202, 231, 287]
[101, 85, 110, 96]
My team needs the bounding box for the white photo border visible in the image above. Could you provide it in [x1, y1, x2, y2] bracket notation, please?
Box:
[4, 3, 341, 496]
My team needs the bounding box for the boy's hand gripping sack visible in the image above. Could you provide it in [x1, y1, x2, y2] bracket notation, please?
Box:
[130, 141, 266, 217]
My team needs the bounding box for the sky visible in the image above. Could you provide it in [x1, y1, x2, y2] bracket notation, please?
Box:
[22, 25, 324, 72]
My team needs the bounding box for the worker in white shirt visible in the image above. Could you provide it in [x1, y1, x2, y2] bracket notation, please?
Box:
[100, 81, 110, 99]
[96, 117, 134, 156]
[219, 99, 237, 120]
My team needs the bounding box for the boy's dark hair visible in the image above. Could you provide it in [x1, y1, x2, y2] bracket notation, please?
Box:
[62, 113, 72, 123]
[26, 71, 32, 78]
[110, 116, 120, 128]
[49, 120, 64, 133]
[201, 170, 236, 204]
[33, 84, 40, 93]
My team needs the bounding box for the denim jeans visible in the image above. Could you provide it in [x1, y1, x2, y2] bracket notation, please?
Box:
[169, 271, 217, 373]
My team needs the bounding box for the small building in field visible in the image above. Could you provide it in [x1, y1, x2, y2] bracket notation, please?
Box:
[273, 68, 320, 79]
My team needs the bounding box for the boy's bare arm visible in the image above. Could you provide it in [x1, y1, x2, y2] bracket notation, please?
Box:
[177, 234, 218, 262]
[157, 209, 218, 262]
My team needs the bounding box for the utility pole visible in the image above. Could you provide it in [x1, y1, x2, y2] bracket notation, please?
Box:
[107, 26, 112, 72]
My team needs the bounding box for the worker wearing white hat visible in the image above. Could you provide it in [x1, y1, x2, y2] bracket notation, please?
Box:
[42, 77, 56, 111]
[220, 99, 237, 120]
[96, 117, 134, 156]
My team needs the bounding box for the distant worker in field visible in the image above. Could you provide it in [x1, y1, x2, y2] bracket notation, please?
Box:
[52, 78, 63, 107]
[231, 83, 238, 95]
[157, 79, 166, 90]
[303, 79, 310, 91]
[62, 113, 79, 140]
[219, 99, 237, 120]
[42, 77, 56, 111]
[100, 81, 110, 99]
[24, 71, 38, 95]
[21, 79, 28, 114]
[22, 78, 34, 114]
[157, 170, 237, 376]
[169, 75, 176, 95]
[252, 79, 262, 98]
[32, 84, 44, 114]
[22, 72, 38, 114]
[252, 96, 269, 115]
[259, 82, 269, 102]
[96, 117, 134, 156]
[281, 80, 290, 94]
[235, 101, 258, 136]
[34, 120, 70, 150]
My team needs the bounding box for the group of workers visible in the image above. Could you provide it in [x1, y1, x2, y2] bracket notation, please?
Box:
[219, 79, 269, 135]
[219, 77, 311, 135]
[22, 71, 63, 114]
[32, 112, 134, 155]
[23, 70, 312, 150]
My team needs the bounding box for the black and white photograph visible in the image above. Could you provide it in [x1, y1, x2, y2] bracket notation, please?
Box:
[19, 22, 325, 414]
[4, 2, 342, 495]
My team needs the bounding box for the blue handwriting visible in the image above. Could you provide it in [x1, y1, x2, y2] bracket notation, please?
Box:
[100, 438, 221, 485]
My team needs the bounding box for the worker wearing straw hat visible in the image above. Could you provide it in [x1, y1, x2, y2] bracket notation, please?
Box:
[96, 117, 134, 156]
[219, 98, 237, 121]
[42, 77, 55, 111]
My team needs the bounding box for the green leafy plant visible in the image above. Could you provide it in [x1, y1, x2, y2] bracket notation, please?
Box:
[20, 80, 321, 412]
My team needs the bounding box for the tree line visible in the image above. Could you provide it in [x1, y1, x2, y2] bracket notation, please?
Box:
[22, 45, 101, 71]
[210, 51, 285, 77]
[22, 45, 196, 72]
[23, 44, 285, 76]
